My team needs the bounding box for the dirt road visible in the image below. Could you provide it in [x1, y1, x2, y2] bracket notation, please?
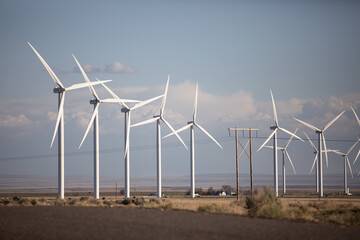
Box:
[0, 206, 359, 240]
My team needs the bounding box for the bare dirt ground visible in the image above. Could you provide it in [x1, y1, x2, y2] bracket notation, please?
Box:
[0, 206, 359, 240]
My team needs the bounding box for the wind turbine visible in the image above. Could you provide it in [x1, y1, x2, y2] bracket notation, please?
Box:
[331, 139, 359, 195]
[164, 83, 223, 198]
[294, 110, 345, 197]
[73, 55, 139, 200]
[257, 90, 303, 197]
[28, 42, 111, 199]
[304, 132, 320, 193]
[131, 76, 188, 198]
[100, 82, 163, 199]
[264, 128, 298, 194]
[351, 107, 360, 165]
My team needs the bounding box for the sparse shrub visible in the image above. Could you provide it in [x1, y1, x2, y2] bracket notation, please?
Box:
[122, 198, 131, 205]
[161, 202, 173, 210]
[12, 196, 20, 202]
[103, 200, 112, 207]
[38, 198, 46, 203]
[31, 199, 37, 206]
[54, 198, 65, 206]
[89, 199, 100, 205]
[198, 204, 220, 213]
[68, 199, 77, 205]
[149, 198, 160, 204]
[1, 198, 10, 206]
[245, 186, 282, 217]
[132, 198, 145, 206]
[80, 197, 89, 202]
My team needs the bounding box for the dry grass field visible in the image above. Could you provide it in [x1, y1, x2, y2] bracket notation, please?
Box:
[1, 187, 360, 226]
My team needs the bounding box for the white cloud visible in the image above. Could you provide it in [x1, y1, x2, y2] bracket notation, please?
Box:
[104, 62, 136, 73]
[0, 114, 32, 127]
[0, 82, 359, 141]
[74, 64, 101, 74]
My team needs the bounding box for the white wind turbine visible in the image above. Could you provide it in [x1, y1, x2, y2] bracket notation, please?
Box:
[73, 55, 139, 200]
[100, 82, 163, 199]
[351, 107, 360, 166]
[331, 139, 359, 195]
[304, 132, 320, 193]
[264, 128, 298, 194]
[131, 76, 188, 198]
[304, 132, 336, 193]
[28, 42, 111, 199]
[294, 110, 345, 197]
[164, 83, 223, 198]
[257, 90, 303, 197]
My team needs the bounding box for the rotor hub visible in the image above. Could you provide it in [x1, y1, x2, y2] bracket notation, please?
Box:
[53, 86, 65, 93]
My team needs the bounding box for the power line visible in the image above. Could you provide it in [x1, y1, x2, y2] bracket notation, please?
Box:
[0, 135, 357, 162]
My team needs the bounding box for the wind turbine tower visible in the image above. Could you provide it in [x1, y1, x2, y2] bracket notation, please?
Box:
[257, 90, 303, 197]
[100, 82, 163, 199]
[164, 83, 223, 198]
[131, 76, 188, 198]
[264, 128, 298, 194]
[331, 139, 359, 194]
[73, 55, 139, 199]
[28, 43, 110, 199]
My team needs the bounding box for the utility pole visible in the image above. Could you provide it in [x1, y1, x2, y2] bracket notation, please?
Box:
[228, 127, 258, 197]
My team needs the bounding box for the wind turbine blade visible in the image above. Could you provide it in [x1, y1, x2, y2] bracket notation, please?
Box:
[124, 112, 131, 159]
[323, 110, 345, 132]
[285, 150, 296, 174]
[257, 130, 276, 152]
[278, 127, 304, 142]
[284, 128, 298, 149]
[79, 104, 99, 149]
[131, 95, 164, 111]
[72, 54, 99, 100]
[270, 90, 278, 126]
[163, 123, 192, 139]
[264, 146, 274, 149]
[65, 80, 111, 91]
[131, 117, 159, 128]
[309, 155, 317, 175]
[322, 134, 329, 168]
[304, 132, 317, 152]
[195, 123, 223, 149]
[351, 107, 360, 126]
[28, 42, 64, 89]
[162, 118, 188, 150]
[346, 156, 354, 178]
[160, 75, 170, 115]
[346, 139, 359, 155]
[293, 118, 321, 132]
[96, 78, 129, 109]
[353, 150, 360, 164]
[193, 83, 198, 122]
[50, 92, 66, 147]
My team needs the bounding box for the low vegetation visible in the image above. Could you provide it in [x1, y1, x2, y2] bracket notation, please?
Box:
[1, 189, 360, 226]
[244, 187, 360, 226]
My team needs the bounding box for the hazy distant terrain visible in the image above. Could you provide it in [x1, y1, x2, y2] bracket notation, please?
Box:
[1, 173, 359, 192]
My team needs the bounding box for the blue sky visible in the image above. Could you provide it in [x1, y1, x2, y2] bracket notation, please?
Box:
[1, 1, 360, 188]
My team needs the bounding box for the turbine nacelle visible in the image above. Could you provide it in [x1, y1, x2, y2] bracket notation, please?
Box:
[53, 87, 65, 93]
[270, 125, 277, 130]
[121, 107, 130, 113]
[90, 99, 99, 105]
